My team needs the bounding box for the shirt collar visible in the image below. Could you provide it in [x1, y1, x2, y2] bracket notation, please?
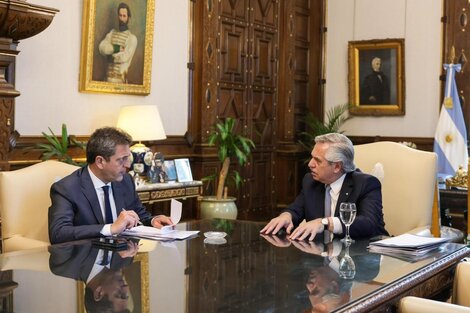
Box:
[87, 166, 110, 189]
[329, 173, 346, 195]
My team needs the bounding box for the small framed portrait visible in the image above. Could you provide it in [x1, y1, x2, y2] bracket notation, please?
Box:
[79, 0, 155, 95]
[163, 160, 177, 182]
[348, 38, 405, 116]
[148, 152, 167, 183]
[174, 158, 194, 182]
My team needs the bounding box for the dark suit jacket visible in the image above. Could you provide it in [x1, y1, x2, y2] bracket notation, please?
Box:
[48, 166, 153, 244]
[360, 71, 391, 104]
[49, 240, 133, 282]
[284, 170, 388, 238]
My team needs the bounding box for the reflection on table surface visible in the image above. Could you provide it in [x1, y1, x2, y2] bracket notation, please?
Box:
[0, 219, 467, 313]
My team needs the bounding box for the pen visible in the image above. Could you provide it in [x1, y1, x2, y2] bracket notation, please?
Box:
[122, 208, 143, 226]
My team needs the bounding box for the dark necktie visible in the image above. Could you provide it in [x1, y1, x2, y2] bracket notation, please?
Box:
[100, 249, 111, 266]
[324, 185, 331, 217]
[102, 185, 113, 224]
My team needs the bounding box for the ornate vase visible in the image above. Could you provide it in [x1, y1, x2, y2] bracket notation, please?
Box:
[199, 196, 238, 220]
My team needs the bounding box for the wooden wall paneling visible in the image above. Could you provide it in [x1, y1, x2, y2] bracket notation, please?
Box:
[244, 0, 278, 220]
[443, 0, 470, 139]
[274, 0, 325, 211]
[0, 41, 19, 172]
[192, 0, 279, 220]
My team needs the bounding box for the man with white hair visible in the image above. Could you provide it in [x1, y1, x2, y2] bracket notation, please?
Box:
[261, 133, 388, 241]
[360, 57, 391, 104]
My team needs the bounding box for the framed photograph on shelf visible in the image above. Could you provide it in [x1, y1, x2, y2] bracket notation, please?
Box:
[174, 158, 193, 182]
[163, 160, 177, 182]
[79, 0, 155, 95]
[348, 38, 405, 116]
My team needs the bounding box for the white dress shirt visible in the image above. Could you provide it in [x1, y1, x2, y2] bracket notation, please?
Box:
[327, 173, 346, 234]
[87, 166, 118, 236]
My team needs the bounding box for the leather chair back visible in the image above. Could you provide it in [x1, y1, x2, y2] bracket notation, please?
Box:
[0, 160, 79, 252]
[354, 142, 437, 236]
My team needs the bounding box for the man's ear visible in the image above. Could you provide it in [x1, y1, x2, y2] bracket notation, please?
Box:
[94, 286, 104, 301]
[333, 162, 343, 173]
[95, 156, 105, 169]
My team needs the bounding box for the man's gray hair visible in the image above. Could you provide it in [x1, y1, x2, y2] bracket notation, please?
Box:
[314, 133, 356, 173]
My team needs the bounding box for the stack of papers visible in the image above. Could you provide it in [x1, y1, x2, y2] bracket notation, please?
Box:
[122, 199, 199, 241]
[123, 225, 199, 240]
[368, 233, 449, 261]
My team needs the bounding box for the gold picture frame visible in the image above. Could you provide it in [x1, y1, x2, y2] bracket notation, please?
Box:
[77, 253, 149, 313]
[79, 0, 154, 95]
[348, 38, 405, 116]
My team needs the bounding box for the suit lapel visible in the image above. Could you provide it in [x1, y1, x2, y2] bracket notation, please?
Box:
[112, 182, 125, 213]
[80, 167, 105, 224]
[335, 172, 354, 216]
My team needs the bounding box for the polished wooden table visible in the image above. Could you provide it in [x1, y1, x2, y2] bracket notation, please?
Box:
[0, 219, 468, 313]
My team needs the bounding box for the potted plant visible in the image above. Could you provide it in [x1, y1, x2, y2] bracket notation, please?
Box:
[36, 123, 86, 166]
[298, 103, 352, 152]
[200, 117, 255, 219]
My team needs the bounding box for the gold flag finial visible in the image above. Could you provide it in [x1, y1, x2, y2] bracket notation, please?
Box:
[449, 45, 456, 64]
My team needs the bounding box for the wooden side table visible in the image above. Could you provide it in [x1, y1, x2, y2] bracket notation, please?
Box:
[136, 181, 203, 204]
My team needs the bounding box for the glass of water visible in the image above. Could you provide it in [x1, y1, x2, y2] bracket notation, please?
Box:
[339, 241, 356, 279]
[339, 202, 357, 243]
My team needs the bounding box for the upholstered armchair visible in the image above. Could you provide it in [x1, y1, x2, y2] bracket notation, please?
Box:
[354, 141, 462, 241]
[399, 261, 470, 313]
[0, 160, 79, 252]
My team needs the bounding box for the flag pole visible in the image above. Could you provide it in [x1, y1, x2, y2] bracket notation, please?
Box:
[467, 158, 470, 243]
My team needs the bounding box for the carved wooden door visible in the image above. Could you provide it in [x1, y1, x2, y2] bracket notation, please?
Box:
[192, 0, 325, 220]
[194, 0, 279, 220]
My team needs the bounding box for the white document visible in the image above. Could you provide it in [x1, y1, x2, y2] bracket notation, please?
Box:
[123, 199, 199, 240]
[369, 233, 448, 249]
[123, 226, 199, 240]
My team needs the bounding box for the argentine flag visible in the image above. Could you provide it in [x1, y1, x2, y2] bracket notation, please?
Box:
[434, 63, 468, 177]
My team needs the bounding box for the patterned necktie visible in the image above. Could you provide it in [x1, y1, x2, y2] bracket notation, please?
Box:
[324, 185, 331, 217]
[102, 185, 113, 224]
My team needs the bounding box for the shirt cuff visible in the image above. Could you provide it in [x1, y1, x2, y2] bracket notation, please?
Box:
[100, 224, 113, 236]
[332, 217, 343, 234]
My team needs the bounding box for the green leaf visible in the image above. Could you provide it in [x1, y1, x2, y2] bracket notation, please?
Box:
[61, 123, 69, 151]
[298, 103, 353, 152]
[35, 123, 86, 166]
[206, 117, 256, 194]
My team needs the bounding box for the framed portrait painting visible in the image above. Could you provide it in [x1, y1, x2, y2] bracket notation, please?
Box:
[348, 38, 405, 116]
[79, 0, 155, 95]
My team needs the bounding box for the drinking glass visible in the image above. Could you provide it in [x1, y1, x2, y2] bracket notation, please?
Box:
[339, 241, 356, 280]
[339, 202, 357, 243]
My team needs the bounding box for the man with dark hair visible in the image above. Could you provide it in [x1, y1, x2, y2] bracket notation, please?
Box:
[48, 127, 172, 244]
[260, 133, 388, 241]
[99, 2, 137, 83]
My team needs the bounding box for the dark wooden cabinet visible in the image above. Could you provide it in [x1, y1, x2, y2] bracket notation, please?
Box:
[439, 187, 467, 234]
